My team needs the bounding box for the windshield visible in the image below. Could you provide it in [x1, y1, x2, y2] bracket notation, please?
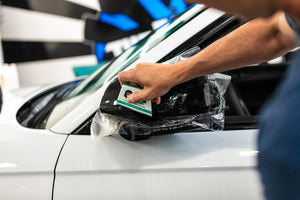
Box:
[67, 5, 205, 98]
[42, 5, 206, 130]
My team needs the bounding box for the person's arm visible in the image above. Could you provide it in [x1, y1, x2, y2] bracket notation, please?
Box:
[118, 12, 298, 104]
[174, 11, 297, 82]
[190, 0, 300, 27]
[186, 0, 277, 19]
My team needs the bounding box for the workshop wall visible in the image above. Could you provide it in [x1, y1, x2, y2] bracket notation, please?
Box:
[0, 0, 188, 86]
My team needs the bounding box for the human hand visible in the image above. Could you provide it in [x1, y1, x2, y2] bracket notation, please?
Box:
[118, 62, 181, 104]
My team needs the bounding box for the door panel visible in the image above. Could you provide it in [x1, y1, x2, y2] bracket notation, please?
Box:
[54, 130, 263, 199]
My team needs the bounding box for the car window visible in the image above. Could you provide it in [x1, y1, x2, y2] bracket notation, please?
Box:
[67, 5, 205, 98]
[16, 5, 207, 130]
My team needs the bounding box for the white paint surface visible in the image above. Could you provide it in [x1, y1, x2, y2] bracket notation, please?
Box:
[54, 131, 263, 200]
[17, 55, 98, 87]
[0, 89, 67, 200]
[1, 6, 84, 42]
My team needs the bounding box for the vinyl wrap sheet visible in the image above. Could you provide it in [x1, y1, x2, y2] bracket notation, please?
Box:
[91, 48, 231, 141]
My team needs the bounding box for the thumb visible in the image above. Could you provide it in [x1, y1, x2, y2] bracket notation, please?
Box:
[127, 89, 151, 104]
[118, 70, 136, 86]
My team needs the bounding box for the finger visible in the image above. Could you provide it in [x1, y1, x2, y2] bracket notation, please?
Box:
[152, 97, 161, 105]
[156, 97, 161, 105]
[118, 70, 136, 86]
[117, 73, 124, 86]
[127, 89, 152, 104]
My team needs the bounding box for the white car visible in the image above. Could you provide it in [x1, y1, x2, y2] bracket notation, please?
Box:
[1, 5, 287, 199]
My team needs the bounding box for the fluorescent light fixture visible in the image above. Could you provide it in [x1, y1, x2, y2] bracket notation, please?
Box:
[0, 163, 17, 168]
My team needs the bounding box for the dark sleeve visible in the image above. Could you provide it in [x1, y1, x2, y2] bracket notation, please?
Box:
[286, 14, 300, 43]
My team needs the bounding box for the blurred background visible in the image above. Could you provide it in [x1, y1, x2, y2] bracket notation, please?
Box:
[0, 0, 189, 88]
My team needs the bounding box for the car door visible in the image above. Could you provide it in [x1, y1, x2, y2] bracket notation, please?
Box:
[53, 129, 263, 200]
[0, 89, 68, 200]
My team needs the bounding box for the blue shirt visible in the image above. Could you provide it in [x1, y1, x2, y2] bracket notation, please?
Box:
[258, 15, 300, 167]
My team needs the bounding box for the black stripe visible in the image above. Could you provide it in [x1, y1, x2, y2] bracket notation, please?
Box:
[85, 16, 151, 43]
[102, 52, 114, 61]
[2, 41, 92, 63]
[99, 0, 170, 14]
[2, 0, 97, 19]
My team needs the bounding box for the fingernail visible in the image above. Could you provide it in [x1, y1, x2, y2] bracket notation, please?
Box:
[127, 95, 133, 103]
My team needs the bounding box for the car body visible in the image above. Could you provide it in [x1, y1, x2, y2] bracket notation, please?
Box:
[0, 5, 288, 199]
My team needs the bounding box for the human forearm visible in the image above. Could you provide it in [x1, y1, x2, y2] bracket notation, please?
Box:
[172, 12, 298, 85]
[118, 12, 297, 104]
[186, 0, 277, 19]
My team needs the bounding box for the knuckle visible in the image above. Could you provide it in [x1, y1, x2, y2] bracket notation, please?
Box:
[117, 72, 123, 78]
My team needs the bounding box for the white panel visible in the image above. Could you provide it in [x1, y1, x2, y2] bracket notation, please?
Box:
[17, 55, 98, 87]
[0, 89, 68, 199]
[57, 130, 259, 172]
[1, 174, 53, 200]
[55, 169, 263, 200]
[0, 92, 67, 174]
[54, 130, 263, 200]
[66, 0, 101, 11]
[1, 6, 84, 42]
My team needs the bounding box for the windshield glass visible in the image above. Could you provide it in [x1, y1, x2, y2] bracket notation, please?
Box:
[67, 5, 205, 98]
